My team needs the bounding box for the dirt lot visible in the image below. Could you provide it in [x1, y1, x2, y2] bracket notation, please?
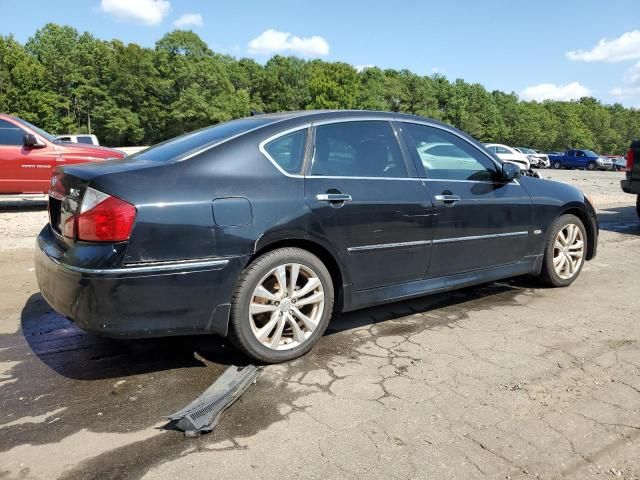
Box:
[1, 170, 639, 480]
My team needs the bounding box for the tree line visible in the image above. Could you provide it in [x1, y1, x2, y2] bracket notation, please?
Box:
[1, 23, 639, 153]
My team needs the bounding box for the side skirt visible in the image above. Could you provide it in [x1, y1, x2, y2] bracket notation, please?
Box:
[342, 255, 541, 312]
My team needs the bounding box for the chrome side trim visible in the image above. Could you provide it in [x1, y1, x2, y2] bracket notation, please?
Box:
[433, 231, 529, 245]
[46, 253, 230, 275]
[348, 240, 432, 253]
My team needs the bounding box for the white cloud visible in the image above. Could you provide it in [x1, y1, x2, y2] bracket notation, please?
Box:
[173, 13, 203, 28]
[100, 0, 170, 25]
[248, 29, 329, 57]
[567, 30, 640, 62]
[610, 61, 640, 98]
[520, 82, 591, 101]
[355, 64, 375, 72]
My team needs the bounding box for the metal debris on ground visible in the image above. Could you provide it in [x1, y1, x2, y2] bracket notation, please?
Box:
[165, 364, 261, 437]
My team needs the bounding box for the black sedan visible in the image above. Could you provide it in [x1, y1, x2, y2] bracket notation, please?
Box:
[35, 110, 598, 363]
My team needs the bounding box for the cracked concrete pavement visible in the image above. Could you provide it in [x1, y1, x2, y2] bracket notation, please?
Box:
[0, 170, 639, 479]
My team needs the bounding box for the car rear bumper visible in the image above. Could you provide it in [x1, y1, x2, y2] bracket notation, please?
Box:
[35, 229, 245, 338]
[621, 179, 640, 195]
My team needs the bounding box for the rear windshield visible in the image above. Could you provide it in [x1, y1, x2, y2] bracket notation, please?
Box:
[133, 117, 272, 162]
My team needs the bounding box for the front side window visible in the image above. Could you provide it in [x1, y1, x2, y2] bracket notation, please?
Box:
[0, 119, 24, 146]
[311, 121, 407, 178]
[264, 129, 307, 174]
[402, 123, 497, 181]
[495, 146, 511, 154]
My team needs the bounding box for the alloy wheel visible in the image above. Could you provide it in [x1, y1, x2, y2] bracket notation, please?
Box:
[248, 263, 325, 350]
[553, 224, 584, 280]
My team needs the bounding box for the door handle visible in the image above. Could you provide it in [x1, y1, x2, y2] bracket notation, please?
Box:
[434, 194, 461, 204]
[316, 193, 352, 202]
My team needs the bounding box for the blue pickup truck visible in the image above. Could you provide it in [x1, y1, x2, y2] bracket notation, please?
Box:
[548, 149, 613, 171]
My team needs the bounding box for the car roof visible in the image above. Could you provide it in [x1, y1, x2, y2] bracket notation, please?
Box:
[243, 109, 456, 129]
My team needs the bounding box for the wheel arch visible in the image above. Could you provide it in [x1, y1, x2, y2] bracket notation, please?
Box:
[250, 234, 348, 311]
[558, 205, 596, 260]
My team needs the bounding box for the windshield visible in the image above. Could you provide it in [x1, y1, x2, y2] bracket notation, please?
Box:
[11, 116, 56, 142]
[584, 150, 599, 158]
[134, 117, 274, 162]
[518, 147, 536, 154]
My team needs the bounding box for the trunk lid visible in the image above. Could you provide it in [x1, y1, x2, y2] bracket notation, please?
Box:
[48, 158, 159, 244]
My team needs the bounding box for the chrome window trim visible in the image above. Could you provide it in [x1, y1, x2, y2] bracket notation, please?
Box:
[257, 114, 520, 186]
[175, 116, 299, 163]
[258, 125, 310, 178]
[422, 178, 520, 185]
[347, 240, 432, 253]
[432, 231, 529, 245]
[308, 175, 423, 181]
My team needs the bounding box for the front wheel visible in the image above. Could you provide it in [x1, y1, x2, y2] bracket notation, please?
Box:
[229, 247, 334, 363]
[553, 161, 562, 169]
[587, 161, 596, 171]
[540, 214, 587, 287]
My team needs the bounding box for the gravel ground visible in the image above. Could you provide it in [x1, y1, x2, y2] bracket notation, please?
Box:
[0, 169, 639, 480]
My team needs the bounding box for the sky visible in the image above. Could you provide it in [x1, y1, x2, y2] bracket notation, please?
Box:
[1, 0, 640, 108]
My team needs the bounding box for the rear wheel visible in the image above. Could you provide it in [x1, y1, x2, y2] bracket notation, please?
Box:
[553, 160, 562, 169]
[229, 247, 334, 363]
[540, 214, 587, 287]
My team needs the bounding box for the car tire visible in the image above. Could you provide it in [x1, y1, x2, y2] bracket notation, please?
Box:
[587, 161, 596, 171]
[228, 247, 334, 363]
[636, 195, 640, 219]
[553, 161, 562, 169]
[540, 214, 587, 288]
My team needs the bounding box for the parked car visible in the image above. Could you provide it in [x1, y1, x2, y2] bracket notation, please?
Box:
[35, 110, 599, 363]
[55, 134, 100, 146]
[515, 147, 550, 168]
[484, 143, 531, 170]
[0, 114, 124, 194]
[607, 155, 627, 171]
[549, 149, 613, 171]
[621, 140, 640, 218]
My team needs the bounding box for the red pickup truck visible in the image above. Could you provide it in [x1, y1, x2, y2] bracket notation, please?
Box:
[0, 114, 125, 194]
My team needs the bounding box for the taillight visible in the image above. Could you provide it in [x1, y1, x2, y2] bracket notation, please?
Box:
[627, 148, 635, 172]
[72, 187, 136, 242]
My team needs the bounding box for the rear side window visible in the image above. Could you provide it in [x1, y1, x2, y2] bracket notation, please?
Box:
[311, 121, 407, 178]
[402, 123, 497, 181]
[77, 136, 94, 145]
[264, 129, 307, 174]
[0, 120, 24, 146]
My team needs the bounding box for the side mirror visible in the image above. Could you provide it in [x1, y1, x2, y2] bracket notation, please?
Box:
[23, 133, 45, 149]
[501, 162, 521, 181]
